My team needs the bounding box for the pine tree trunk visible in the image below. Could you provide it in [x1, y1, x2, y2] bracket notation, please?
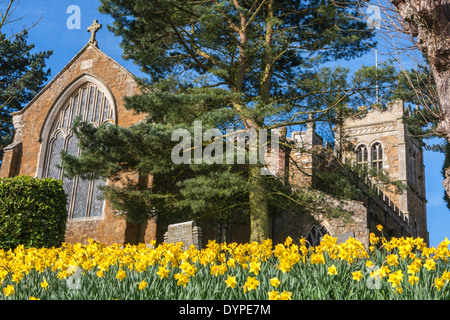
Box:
[248, 163, 269, 242]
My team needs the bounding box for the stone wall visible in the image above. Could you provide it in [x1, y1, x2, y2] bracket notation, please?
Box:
[274, 192, 370, 248]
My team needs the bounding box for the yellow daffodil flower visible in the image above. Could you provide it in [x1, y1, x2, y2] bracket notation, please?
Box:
[243, 276, 259, 293]
[116, 269, 126, 281]
[3, 285, 14, 297]
[41, 278, 49, 290]
[270, 277, 281, 288]
[424, 259, 436, 271]
[268, 290, 279, 300]
[280, 291, 293, 300]
[435, 277, 445, 291]
[138, 280, 148, 290]
[328, 265, 337, 276]
[352, 271, 363, 281]
[225, 275, 237, 289]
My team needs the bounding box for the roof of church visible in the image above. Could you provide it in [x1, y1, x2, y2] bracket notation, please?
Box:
[12, 20, 137, 116]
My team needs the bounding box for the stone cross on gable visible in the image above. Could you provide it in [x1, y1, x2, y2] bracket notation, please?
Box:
[87, 20, 102, 47]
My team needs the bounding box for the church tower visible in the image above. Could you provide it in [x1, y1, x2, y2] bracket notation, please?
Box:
[337, 100, 428, 243]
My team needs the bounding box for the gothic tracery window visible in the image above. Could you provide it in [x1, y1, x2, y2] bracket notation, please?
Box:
[306, 225, 329, 247]
[356, 145, 368, 166]
[43, 83, 114, 219]
[371, 143, 383, 170]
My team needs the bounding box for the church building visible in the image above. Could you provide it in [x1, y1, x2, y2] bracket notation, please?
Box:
[0, 21, 156, 245]
[0, 21, 428, 248]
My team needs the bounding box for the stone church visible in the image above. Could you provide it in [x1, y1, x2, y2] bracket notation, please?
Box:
[0, 21, 428, 248]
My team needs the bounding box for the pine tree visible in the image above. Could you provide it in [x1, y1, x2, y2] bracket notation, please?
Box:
[62, 0, 379, 242]
[0, 29, 52, 157]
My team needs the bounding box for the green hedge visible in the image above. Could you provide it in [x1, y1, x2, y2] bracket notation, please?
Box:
[0, 176, 68, 250]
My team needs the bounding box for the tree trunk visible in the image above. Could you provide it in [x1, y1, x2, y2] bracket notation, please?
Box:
[392, 0, 450, 197]
[444, 166, 450, 202]
[434, 70, 450, 141]
[248, 162, 270, 242]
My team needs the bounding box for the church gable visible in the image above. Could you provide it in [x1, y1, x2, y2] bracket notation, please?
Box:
[1, 40, 142, 178]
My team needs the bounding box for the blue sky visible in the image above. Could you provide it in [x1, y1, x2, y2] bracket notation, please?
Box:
[7, 0, 450, 247]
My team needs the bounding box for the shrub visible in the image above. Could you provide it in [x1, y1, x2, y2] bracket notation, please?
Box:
[0, 176, 67, 250]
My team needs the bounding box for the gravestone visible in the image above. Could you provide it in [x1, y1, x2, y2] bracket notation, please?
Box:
[164, 221, 202, 250]
[333, 231, 355, 244]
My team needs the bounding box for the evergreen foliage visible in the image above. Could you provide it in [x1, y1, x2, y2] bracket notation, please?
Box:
[0, 176, 68, 250]
[0, 30, 52, 156]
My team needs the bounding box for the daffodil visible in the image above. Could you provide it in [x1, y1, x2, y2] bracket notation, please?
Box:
[270, 277, 281, 288]
[3, 285, 14, 297]
[41, 278, 49, 290]
[180, 261, 197, 277]
[369, 233, 380, 245]
[310, 253, 325, 264]
[156, 266, 170, 279]
[424, 259, 436, 271]
[442, 270, 450, 282]
[225, 275, 237, 289]
[11, 272, 23, 284]
[226, 258, 236, 269]
[249, 261, 261, 275]
[268, 290, 279, 300]
[116, 268, 126, 281]
[386, 254, 399, 267]
[284, 236, 293, 247]
[394, 286, 403, 294]
[280, 291, 292, 300]
[138, 280, 148, 290]
[174, 272, 189, 287]
[387, 270, 403, 288]
[408, 275, 419, 285]
[243, 276, 260, 293]
[352, 271, 363, 281]
[277, 259, 292, 273]
[435, 277, 445, 291]
[379, 265, 391, 278]
[328, 265, 337, 276]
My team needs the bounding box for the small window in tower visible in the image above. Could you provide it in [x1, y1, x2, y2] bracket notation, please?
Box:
[371, 143, 383, 170]
[356, 145, 368, 166]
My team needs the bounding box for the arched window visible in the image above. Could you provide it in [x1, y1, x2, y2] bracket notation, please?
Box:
[371, 143, 383, 170]
[43, 83, 114, 219]
[306, 224, 329, 247]
[356, 145, 368, 166]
